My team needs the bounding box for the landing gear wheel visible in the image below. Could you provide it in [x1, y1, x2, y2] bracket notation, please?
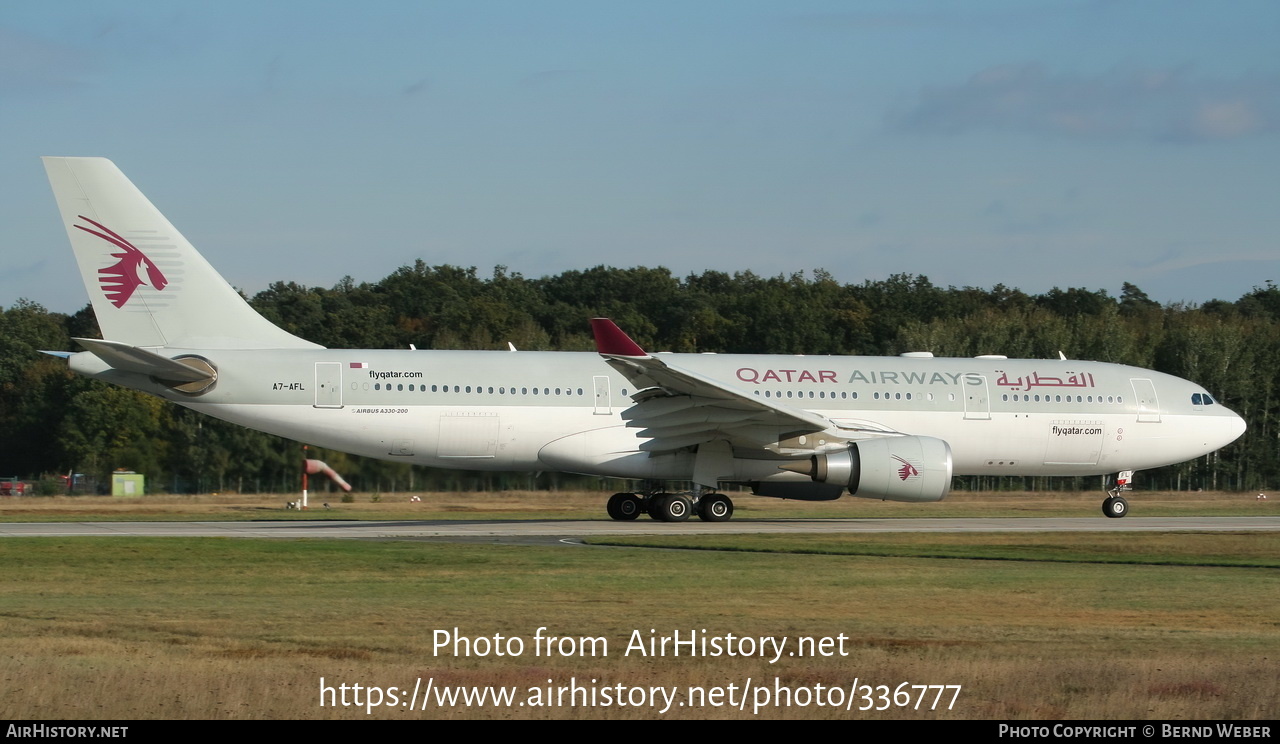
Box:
[1102, 496, 1128, 518]
[697, 494, 734, 522]
[607, 492, 642, 521]
[653, 494, 691, 522]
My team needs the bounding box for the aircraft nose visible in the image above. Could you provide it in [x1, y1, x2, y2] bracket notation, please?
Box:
[1218, 407, 1247, 449]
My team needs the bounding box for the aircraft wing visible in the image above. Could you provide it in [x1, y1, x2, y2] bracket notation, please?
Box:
[591, 318, 846, 454]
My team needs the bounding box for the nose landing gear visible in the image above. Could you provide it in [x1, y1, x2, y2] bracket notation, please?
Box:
[1102, 470, 1134, 518]
[1101, 495, 1128, 518]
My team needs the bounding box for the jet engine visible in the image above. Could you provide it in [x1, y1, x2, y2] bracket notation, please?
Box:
[781, 435, 953, 503]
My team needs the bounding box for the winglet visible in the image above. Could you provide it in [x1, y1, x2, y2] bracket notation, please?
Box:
[590, 318, 649, 357]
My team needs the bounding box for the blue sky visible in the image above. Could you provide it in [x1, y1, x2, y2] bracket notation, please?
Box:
[4, 1, 1278, 314]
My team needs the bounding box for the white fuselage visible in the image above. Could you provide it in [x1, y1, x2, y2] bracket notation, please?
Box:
[71, 348, 1246, 485]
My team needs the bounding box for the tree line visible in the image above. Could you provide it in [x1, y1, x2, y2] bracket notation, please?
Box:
[2, 265, 1276, 494]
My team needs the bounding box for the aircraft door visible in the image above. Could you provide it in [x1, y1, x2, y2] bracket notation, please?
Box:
[593, 375, 611, 415]
[1130, 378, 1161, 422]
[314, 362, 342, 408]
[963, 374, 991, 420]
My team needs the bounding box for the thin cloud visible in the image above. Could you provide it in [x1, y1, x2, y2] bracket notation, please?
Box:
[783, 4, 1082, 32]
[0, 258, 49, 283]
[0, 27, 85, 93]
[402, 77, 430, 96]
[891, 64, 1280, 142]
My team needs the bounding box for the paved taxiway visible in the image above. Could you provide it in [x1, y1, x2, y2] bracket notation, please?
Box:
[1, 516, 1276, 540]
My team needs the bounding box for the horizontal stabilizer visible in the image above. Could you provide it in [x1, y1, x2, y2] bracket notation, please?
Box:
[74, 338, 213, 382]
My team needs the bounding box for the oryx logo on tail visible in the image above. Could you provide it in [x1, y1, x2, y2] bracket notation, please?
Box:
[74, 216, 168, 308]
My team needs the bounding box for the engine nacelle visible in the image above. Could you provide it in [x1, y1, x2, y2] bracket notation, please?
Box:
[788, 436, 953, 503]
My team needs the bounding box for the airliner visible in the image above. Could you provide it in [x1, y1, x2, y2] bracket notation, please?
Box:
[42, 157, 1246, 522]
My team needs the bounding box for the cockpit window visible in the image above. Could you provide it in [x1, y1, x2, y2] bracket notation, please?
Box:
[1192, 393, 1215, 406]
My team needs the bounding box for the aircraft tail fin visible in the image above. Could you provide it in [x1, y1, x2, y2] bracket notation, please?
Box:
[43, 157, 321, 350]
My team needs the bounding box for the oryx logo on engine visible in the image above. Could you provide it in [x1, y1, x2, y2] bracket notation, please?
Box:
[892, 455, 920, 481]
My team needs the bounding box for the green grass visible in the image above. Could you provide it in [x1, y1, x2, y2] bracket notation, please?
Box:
[1, 535, 1276, 719]
[586, 532, 1280, 568]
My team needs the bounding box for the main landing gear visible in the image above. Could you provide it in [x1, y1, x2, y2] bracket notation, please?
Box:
[1101, 470, 1134, 518]
[606, 490, 734, 522]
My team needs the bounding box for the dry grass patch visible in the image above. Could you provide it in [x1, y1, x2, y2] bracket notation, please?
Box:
[1, 489, 1274, 522]
[0, 537, 1276, 719]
